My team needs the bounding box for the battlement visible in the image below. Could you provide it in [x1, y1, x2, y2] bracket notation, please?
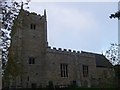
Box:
[47, 46, 95, 58]
[29, 11, 38, 15]
[23, 9, 46, 20]
[47, 46, 79, 54]
[29, 12, 45, 17]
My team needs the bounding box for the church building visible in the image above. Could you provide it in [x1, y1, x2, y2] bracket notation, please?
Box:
[3, 8, 114, 88]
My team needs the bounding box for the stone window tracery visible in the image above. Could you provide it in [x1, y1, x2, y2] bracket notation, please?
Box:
[60, 63, 68, 77]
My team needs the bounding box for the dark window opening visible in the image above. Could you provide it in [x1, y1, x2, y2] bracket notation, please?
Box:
[30, 24, 36, 30]
[31, 83, 37, 88]
[60, 63, 68, 77]
[83, 65, 89, 77]
[27, 76, 29, 81]
[29, 57, 35, 64]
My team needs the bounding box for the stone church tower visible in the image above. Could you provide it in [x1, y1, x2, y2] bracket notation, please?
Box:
[4, 8, 48, 88]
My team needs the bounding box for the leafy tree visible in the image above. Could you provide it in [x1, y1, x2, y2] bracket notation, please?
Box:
[109, 11, 120, 20]
[1, 0, 30, 67]
[105, 43, 120, 65]
[1, 0, 30, 88]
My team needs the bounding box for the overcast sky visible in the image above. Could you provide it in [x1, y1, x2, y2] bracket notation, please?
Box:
[24, 1, 119, 54]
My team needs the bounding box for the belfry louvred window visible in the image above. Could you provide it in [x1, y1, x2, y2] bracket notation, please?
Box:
[29, 57, 35, 64]
[30, 24, 36, 30]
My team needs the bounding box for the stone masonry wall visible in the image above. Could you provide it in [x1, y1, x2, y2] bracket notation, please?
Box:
[45, 47, 96, 87]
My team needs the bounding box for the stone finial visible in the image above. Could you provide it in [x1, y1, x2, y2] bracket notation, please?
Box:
[44, 9, 46, 20]
[21, 2, 24, 10]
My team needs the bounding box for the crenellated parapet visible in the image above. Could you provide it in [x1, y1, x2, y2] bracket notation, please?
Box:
[22, 9, 46, 21]
[47, 46, 95, 58]
[47, 46, 80, 55]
